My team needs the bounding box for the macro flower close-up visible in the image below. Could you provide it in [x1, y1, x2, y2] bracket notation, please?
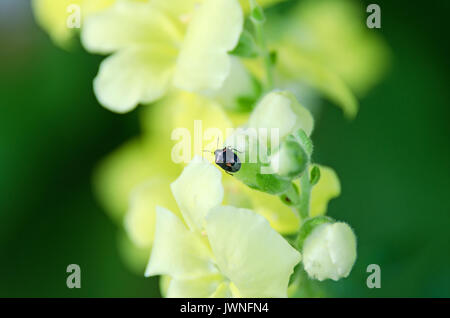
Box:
[1, 0, 450, 308]
[81, 0, 244, 113]
[145, 156, 301, 297]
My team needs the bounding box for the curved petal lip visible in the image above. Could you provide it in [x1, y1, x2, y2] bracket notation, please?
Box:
[170, 156, 224, 232]
[93, 46, 175, 113]
[173, 0, 244, 93]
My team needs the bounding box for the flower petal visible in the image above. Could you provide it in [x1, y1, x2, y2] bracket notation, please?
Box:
[284, 0, 390, 97]
[210, 282, 233, 298]
[212, 57, 256, 110]
[124, 179, 179, 248]
[205, 206, 301, 297]
[276, 42, 359, 118]
[32, 0, 116, 48]
[117, 230, 152, 275]
[93, 46, 176, 113]
[223, 178, 301, 235]
[171, 156, 224, 232]
[310, 165, 341, 217]
[145, 206, 215, 278]
[32, 0, 80, 48]
[302, 222, 356, 281]
[173, 0, 243, 93]
[248, 91, 314, 141]
[93, 138, 154, 221]
[166, 274, 225, 298]
[151, 0, 200, 22]
[81, 1, 182, 54]
[327, 223, 357, 278]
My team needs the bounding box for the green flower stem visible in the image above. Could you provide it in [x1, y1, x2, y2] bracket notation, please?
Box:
[297, 170, 312, 220]
[249, 0, 274, 91]
[282, 170, 311, 222]
[256, 29, 274, 91]
[281, 182, 300, 205]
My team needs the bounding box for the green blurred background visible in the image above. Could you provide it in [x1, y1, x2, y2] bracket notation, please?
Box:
[0, 0, 449, 297]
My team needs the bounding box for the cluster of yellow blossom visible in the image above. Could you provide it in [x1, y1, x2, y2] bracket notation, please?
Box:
[33, 0, 388, 297]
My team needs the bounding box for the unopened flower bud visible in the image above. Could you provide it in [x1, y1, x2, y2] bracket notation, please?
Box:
[248, 90, 314, 151]
[270, 139, 308, 178]
[302, 222, 357, 281]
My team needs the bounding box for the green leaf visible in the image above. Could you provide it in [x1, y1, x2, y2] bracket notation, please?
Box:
[229, 30, 259, 58]
[255, 172, 291, 195]
[227, 145, 292, 196]
[310, 165, 321, 186]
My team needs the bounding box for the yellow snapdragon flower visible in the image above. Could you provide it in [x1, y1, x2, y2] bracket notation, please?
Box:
[32, 0, 118, 47]
[284, 0, 390, 97]
[94, 91, 342, 271]
[255, 0, 391, 118]
[81, 0, 244, 112]
[32, 0, 283, 48]
[309, 165, 341, 217]
[145, 156, 301, 297]
[94, 92, 301, 250]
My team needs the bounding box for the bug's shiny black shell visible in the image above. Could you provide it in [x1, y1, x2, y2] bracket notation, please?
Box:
[214, 148, 241, 173]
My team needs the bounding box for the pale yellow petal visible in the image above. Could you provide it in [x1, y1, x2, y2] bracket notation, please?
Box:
[117, 230, 151, 275]
[224, 178, 300, 235]
[303, 222, 357, 281]
[212, 57, 256, 110]
[276, 42, 358, 118]
[248, 91, 314, 143]
[93, 138, 153, 222]
[205, 206, 301, 297]
[171, 156, 224, 232]
[32, 0, 116, 48]
[287, 0, 390, 97]
[159, 275, 172, 297]
[93, 46, 176, 113]
[151, 0, 200, 24]
[145, 207, 215, 278]
[124, 178, 179, 248]
[166, 274, 224, 298]
[82, 1, 182, 54]
[32, 0, 83, 48]
[173, 0, 243, 93]
[140, 91, 234, 160]
[210, 282, 233, 298]
[310, 165, 341, 217]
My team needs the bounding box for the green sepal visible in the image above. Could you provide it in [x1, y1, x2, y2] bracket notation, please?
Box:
[296, 216, 334, 251]
[250, 5, 266, 24]
[287, 129, 313, 156]
[280, 182, 300, 206]
[234, 76, 263, 113]
[255, 172, 291, 195]
[270, 139, 308, 179]
[229, 30, 259, 58]
[310, 165, 321, 186]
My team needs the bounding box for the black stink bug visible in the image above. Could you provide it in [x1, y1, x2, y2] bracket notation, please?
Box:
[214, 147, 241, 175]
